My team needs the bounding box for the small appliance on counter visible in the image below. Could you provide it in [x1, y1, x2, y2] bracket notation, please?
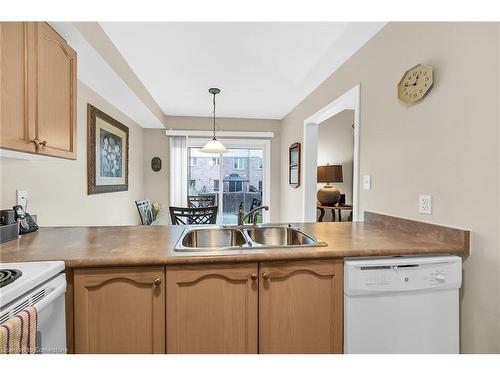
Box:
[12, 204, 38, 235]
[0, 204, 38, 243]
[0, 223, 18, 244]
[0, 209, 16, 226]
[0, 209, 18, 244]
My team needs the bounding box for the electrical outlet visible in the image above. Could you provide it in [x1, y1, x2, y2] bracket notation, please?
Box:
[418, 195, 432, 215]
[363, 175, 371, 190]
[16, 190, 28, 209]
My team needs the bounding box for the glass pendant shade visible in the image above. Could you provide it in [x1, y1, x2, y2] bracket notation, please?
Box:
[201, 137, 228, 154]
[201, 87, 227, 154]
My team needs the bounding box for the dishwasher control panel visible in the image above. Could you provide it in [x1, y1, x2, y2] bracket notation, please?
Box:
[344, 255, 462, 295]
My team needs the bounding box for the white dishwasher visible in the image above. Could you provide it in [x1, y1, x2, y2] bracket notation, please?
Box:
[344, 255, 462, 354]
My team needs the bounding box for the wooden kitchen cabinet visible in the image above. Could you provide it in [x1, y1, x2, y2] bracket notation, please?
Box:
[166, 263, 258, 353]
[74, 267, 165, 354]
[35, 22, 77, 159]
[259, 259, 343, 353]
[0, 22, 36, 153]
[0, 22, 76, 159]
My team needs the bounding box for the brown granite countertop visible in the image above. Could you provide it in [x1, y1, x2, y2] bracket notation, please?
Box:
[0, 213, 469, 268]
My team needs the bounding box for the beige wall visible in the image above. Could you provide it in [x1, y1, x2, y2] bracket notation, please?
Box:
[143, 115, 281, 222]
[317, 109, 354, 221]
[0, 81, 145, 226]
[279, 22, 500, 353]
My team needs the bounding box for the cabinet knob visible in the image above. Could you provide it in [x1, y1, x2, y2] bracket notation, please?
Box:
[30, 138, 39, 146]
[153, 278, 161, 287]
[251, 273, 258, 281]
[262, 272, 270, 280]
[38, 140, 47, 147]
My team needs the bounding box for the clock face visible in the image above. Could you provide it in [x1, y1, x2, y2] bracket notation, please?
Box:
[398, 64, 433, 103]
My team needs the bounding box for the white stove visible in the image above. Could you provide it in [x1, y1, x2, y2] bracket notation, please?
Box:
[0, 261, 67, 354]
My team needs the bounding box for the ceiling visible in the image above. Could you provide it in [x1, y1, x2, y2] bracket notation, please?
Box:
[50, 22, 165, 128]
[99, 22, 385, 120]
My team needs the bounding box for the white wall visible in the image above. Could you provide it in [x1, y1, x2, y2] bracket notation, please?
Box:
[0, 81, 145, 226]
[317, 110, 354, 221]
[279, 22, 500, 353]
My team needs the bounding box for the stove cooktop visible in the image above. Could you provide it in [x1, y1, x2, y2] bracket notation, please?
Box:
[0, 261, 65, 308]
[0, 269, 22, 288]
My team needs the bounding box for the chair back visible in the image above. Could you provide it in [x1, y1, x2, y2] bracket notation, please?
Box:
[250, 197, 262, 210]
[187, 195, 216, 208]
[169, 206, 218, 225]
[135, 199, 153, 225]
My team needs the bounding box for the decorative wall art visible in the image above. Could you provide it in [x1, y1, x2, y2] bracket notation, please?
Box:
[289, 142, 301, 187]
[87, 104, 129, 194]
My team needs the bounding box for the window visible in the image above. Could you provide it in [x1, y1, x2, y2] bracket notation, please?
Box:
[185, 141, 268, 225]
[229, 181, 243, 192]
[188, 179, 196, 194]
[257, 158, 263, 169]
[233, 158, 245, 170]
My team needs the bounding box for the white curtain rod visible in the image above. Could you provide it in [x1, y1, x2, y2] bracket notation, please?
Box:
[165, 129, 274, 138]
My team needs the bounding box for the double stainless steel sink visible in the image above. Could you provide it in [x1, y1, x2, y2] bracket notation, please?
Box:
[174, 224, 327, 252]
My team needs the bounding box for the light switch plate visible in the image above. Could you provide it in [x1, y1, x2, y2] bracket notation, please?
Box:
[16, 190, 28, 209]
[363, 175, 371, 190]
[418, 194, 432, 215]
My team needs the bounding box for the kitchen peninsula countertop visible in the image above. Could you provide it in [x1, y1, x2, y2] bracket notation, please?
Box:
[0, 212, 469, 268]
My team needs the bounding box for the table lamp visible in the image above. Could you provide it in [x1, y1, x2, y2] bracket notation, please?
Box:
[317, 164, 343, 205]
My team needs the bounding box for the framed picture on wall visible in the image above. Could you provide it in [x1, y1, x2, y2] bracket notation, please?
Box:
[289, 142, 301, 187]
[87, 104, 129, 194]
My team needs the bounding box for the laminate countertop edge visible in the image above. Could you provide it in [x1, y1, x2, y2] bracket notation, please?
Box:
[0, 212, 470, 268]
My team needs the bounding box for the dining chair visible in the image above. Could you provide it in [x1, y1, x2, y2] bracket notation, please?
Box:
[169, 206, 218, 225]
[250, 197, 262, 210]
[135, 199, 153, 225]
[187, 195, 216, 208]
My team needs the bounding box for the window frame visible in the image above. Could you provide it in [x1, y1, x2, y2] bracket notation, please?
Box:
[188, 179, 196, 192]
[186, 138, 271, 224]
[233, 157, 245, 170]
[257, 157, 263, 169]
[190, 157, 199, 167]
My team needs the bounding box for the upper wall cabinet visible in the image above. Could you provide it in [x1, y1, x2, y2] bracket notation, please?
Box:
[0, 22, 35, 153]
[0, 22, 77, 159]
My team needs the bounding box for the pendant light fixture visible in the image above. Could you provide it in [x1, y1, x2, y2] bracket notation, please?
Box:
[201, 88, 227, 153]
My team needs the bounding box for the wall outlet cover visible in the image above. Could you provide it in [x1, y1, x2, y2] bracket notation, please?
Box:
[418, 194, 432, 215]
[16, 190, 28, 209]
[363, 175, 371, 190]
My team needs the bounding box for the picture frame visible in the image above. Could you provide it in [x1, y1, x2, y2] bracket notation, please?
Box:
[289, 142, 301, 187]
[87, 104, 129, 194]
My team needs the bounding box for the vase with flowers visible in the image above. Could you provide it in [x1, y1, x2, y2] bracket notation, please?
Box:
[151, 202, 162, 221]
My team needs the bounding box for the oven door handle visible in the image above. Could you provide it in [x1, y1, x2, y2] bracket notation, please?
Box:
[33, 278, 67, 313]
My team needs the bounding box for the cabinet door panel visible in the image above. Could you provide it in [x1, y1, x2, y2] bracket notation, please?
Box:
[36, 22, 76, 159]
[166, 263, 258, 353]
[0, 22, 35, 152]
[74, 267, 165, 354]
[259, 260, 343, 353]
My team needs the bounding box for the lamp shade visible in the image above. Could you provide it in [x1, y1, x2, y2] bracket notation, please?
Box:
[201, 138, 228, 154]
[317, 164, 343, 183]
